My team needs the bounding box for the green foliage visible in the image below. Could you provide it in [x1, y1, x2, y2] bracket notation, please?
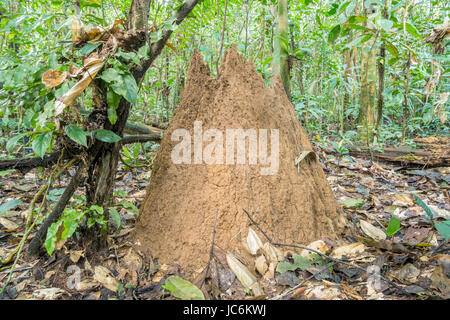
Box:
[162, 276, 205, 300]
[65, 125, 89, 147]
[0, 199, 22, 215]
[276, 254, 311, 273]
[94, 129, 121, 143]
[45, 204, 108, 256]
[32, 132, 53, 158]
[386, 216, 401, 237]
[414, 195, 450, 242]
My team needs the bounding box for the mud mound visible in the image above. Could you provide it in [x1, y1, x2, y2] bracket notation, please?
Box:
[133, 46, 347, 273]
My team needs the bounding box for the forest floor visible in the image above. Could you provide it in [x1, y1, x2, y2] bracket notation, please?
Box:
[0, 139, 449, 300]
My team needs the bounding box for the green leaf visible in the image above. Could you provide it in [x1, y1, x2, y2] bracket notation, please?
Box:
[386, 216, 401, 236]
[32, 132, 52, 158]
[0, 199, 22, 215]
[379, 18, 394, 32]
[109, 207, 121, 232]
[65, 125, 89, 147]
[94, 129, 121, 143]
[6, 133, 26, 153]
[79, 42, 101, 56]
[276, 254, 311, 273]
[99, 68, 122, 83]
[107, 90, 121, 125]
[405, 22, 422, 39]
[434, 221, 450, 242]
[328, 24, 341, 43]
[116, 200, 139, 214]
[162, 276, 205, 300]
[413, 194, 434, 222]
[45, 220, 63, 256]
[0, 170, 14, 177]
[61, 215, 79, 240]
[122, 73, 138, 105]
[385, 41, 399, 56]
[342, 198, 365, 208]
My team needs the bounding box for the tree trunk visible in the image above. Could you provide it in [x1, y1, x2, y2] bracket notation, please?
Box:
[273, 0, 290, 99]
[357, 9, 377, 143]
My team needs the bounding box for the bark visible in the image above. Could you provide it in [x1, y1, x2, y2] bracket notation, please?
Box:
[401, 54, 412, 143]
[357, 9, 377, 143]
[376, 44, 385, 136]
[0, 152, 65, 173]
[273, 0, 290, 99]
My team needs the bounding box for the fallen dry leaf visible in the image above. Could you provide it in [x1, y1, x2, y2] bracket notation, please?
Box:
[359, 220, 386, 241]
[93, 266, 120, 292]
[331, 242, 366, 259]
[41, 70, 68, 88]
[226, 252, 263, 296]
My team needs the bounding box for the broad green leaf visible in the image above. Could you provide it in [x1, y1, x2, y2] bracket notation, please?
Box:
[386, 216, 401, 236]
[6, 133, 26, 153]
[328, 24, 341, 43]
[405, 23, 422, 39]
[109, 207, 121, 231]
[122, 73, 138, 105]
[379, 18, 394, 32]
[342, 198, 365, 208]
[100, 68, 122, 83]
[79, 42, 101, 56]
[45, 220, 63, 256]
[116, 200, 139, 214]
[107, 90, 121, 124]
[61, 215, 79, 240]
[65, 124, 89, 147]
[413, 194, 434, 222]
[434, 221, 450, 242]
[385, 41, 399, 56]
[162, 276, 205, 300]
[94, 129, 121, 143]
[0, 199, 22, 215]
[276, 254, 311, 273]
[32, 132, 52, 159]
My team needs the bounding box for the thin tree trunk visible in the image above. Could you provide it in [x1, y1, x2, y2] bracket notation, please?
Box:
[273, 0, 290, 99]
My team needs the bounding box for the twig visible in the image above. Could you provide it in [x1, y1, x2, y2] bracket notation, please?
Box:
[270, 262, 338, 300]
[242, 208, 411, 297]
[200, 210, 219, 288]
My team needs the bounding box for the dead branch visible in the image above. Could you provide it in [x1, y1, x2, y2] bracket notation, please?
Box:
[121, 134, 161, 144]
[0, 151, 66, 173]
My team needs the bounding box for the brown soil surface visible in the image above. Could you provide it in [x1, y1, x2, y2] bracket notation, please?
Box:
[133, 46, 347, 273]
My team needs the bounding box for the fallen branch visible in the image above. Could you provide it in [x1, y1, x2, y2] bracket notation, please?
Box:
[124, 121, 163, 135]
[0, 151, 64, 173]
[121, 134, 161, 144]
[345, 144, 449, 167]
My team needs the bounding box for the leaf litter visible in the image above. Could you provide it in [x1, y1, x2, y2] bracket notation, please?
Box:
[0, 141, 448, 300]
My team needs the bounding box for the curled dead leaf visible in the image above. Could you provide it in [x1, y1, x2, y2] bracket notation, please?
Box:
[93, 266, 120, 292]
[226, 252, 263, 296]
[246, 227, 263, 255]
[41, 70, 68, 88]
[359, 220, 386, 241]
